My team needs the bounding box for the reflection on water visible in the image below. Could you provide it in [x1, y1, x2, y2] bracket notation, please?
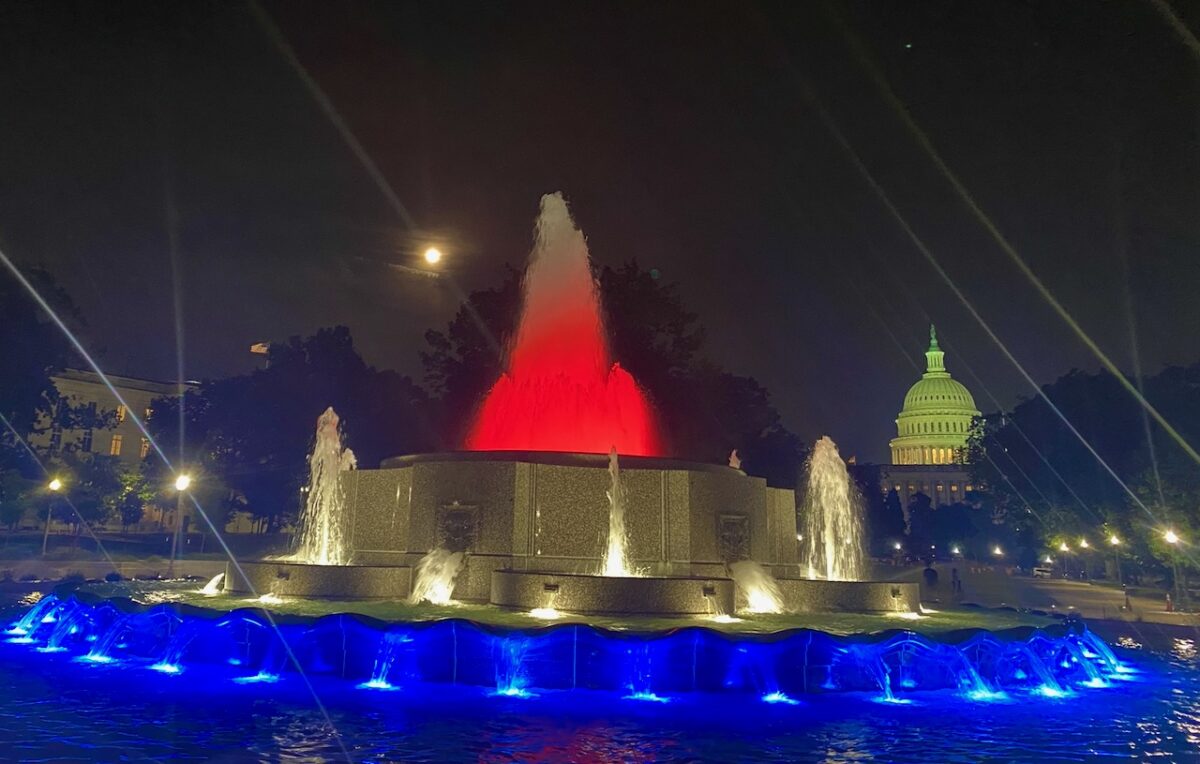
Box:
[0, 647, 1197, 762]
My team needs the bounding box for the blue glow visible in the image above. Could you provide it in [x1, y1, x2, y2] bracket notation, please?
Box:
[761, 692, 799, 705]
[967, 689, 1008, 702]
[35, 646, 67, 654]
[5, 637, 35, 644]
[493, 687, 536, 698]
[1081, 678, 1109, 689]
[3, 627, 28, 636]
[149, 663, 182, 675]
[873, 695, 914, 705]
[624, 692, 671, 703]
[1034, 685, 1068, 698]
[233, 673, 280, 685]
[357, 679, 397, 691]
[76, 654, 115, 665]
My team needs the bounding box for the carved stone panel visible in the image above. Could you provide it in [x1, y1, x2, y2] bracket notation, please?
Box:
[437, 503, 479, 553]
[717, 514, 749, 563]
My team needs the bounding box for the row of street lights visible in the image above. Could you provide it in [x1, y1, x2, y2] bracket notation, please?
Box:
[40, 472, 193, 558]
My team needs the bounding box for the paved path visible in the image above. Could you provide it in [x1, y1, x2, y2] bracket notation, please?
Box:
[878, 562, 1199, 627]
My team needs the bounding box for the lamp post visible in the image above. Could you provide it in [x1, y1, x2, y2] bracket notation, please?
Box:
[41, 478, 63, 557]
[167, 474, 192, 578]
[1164, 529, 1186, 611]
[1108, 534, 1122, 586]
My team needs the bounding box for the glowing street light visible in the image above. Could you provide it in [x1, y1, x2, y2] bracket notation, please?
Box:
[1079, 538, 1090, 549]
[1043, 556, 1053, 564]
[951, 546, 961, 555]
[423, 247, 443, 265]
[992, 546, 1003, 557]
[42, 477, 65, 557]
[173, 474, 192, 492]
[893, 542, 902, 551]
[1058, 542, 1070, 552]
[1164, 529, 1180, 545]
[1109, 534, 1121, 546]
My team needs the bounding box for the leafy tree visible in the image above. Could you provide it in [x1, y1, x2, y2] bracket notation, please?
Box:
[0, 265, 110, 472]
[423, 260, 805, 486]
[149, 327, 432, 533]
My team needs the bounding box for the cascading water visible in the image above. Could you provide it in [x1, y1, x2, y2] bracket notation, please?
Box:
[292, 407, 357, 566]
[729, 560, 785, 614]
[466, 193, 659, 456]
[800, 437, 866, 582]
[600, 448, 636, 577]
[200, 573, 225, 595]
[408, 549, 465, 605]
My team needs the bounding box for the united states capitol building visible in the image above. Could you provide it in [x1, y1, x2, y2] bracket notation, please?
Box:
[880, 327, 980, 507]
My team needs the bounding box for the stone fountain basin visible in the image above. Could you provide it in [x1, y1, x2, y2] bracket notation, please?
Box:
[224, 561, 412, 600]
[491, 570, 734, 616]
[775, 579, 922, 614]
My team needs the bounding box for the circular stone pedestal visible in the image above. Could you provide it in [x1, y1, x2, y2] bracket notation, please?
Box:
[776, 578, 921, 613]
[224, 561, 412, 600]
[490, 570, 734, 616]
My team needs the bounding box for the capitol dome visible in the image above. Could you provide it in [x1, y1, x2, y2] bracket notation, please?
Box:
[889, 326, 980, 465]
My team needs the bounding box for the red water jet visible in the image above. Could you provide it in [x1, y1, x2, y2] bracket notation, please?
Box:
[465, 193, 660, 456]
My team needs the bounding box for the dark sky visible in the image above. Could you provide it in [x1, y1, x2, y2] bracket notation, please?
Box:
[1, 1, 1197, 462]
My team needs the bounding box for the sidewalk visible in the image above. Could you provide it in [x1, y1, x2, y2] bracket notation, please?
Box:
[0, 558, 226, 582]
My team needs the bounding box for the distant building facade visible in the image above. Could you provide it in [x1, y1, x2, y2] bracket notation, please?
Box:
[29, 369, 187, 466]
[881, 327, 980, 507]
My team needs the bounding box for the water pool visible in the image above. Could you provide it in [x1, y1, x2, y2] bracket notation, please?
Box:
[1, 595, 1197, 762]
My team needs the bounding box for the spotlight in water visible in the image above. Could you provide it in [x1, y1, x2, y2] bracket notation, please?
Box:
[423, 247, 442, 265]
[888, 611, 923, 620]
[233, 672, 280, 684]
[493, 687, 535, 699]
[77, 654, 115, 664]
[624, 691, 671, 703]
[967, 689, 1008, 702]
[149, 662, 182, 674]
[35, 646, 67, 653]
[761, 692, 799, 705]
[528, 607, 561, 620]
[1033, 685, 1067, 698]
[5, 636, 35, 644]
[253, 593, 283, 605]
[708, 614, 741, 624]
[356, 679, 397, 691]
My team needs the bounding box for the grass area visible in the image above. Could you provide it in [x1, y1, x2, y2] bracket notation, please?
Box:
[68, 580, 1059, 636]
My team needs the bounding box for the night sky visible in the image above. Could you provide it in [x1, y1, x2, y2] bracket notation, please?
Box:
[1, 1, 1197, 462]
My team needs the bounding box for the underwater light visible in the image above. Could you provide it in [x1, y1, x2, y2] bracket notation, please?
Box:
[493, 687, 535, 698]
[888, 611, 923, 620]
[77, 654, 114, 664]
[6, 636, 35, 644]
[1081, 678, 1109, 689]
[872, 696, 914, 705]
[761, 692, 799, 705]
[624, 692, 671, 703]
[708, 614, 740, 624]
[233, 673, 280, 685]
[149, 662, 182, 674]
[967, 689, 1008, 702]
[528, 608, 561, 620]
[4, 627, 27, 636]
[253, 594, 283, 605]
[35, 646, 67, 653]
[1034, 685, 1067, 698]
[357, 679, 397, 691]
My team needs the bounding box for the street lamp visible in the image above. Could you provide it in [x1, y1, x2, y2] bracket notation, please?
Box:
[1079, 538, 1089, 549]
[992, 545, 1003, 557]
[1059, 541, 1070, 552]
[1164, 529, 1186, 611]
[423, 247, 443, 265]
[168, 473, 193, 577]
[42, 477, 64, 557]
[1107, 534, 1123, 586]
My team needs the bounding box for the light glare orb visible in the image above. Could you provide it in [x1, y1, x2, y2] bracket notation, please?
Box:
[1164, 529, 1180, 545]
[174, 474, 192, 492]
[423, 247, 442, 265]
[1109, 534, 1121, 546]
[47, 478, 63, 492]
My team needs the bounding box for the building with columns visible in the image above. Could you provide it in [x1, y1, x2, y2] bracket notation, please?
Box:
[881, 327, 980, 508]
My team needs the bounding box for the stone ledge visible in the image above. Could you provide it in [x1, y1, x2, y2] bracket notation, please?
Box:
[491, 569, 734, 616]
[224, 561, 411, 600]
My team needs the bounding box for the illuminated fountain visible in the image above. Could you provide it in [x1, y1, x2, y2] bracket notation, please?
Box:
[223, 407, 412, 599]
[466, 193, 659, 456]
[800, 436, 865, 582]
[600, 448, 635, 577]
[293, 406, 357, 566]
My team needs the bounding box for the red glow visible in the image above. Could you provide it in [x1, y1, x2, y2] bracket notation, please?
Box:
[465, 193, 660, 456]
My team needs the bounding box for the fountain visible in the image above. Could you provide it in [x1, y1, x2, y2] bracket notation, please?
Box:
[466, 193, 659, 456]
[223, 408, 411, 599]
[599, 448, 635, 577]
[292, 407, 357, 565]
[223, 193, 916, 615]
[800, 437, 865, 581]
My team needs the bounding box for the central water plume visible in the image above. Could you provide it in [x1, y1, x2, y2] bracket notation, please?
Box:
[293, 407, 357, 566]
[466, 193, 659, 456]
[800, 437, 866, 582]
[729, 560, 784, 614]
[600, 448, 636, 577]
